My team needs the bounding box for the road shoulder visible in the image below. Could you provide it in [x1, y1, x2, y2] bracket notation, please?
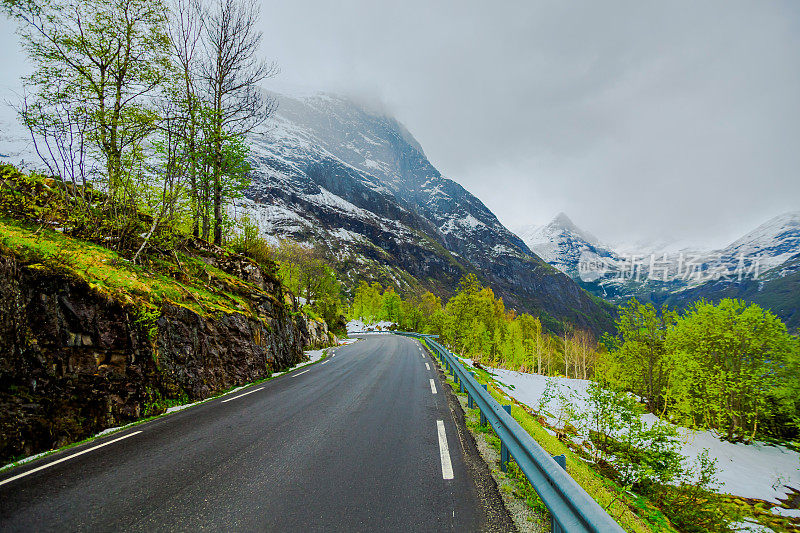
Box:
[434, 353, 521, 533]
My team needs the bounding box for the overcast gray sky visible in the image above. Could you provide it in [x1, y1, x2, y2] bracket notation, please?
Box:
[2, 1, 799, 248]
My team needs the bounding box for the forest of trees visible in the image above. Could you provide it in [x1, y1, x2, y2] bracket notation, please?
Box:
[352, 273, 603, 378]
[3, 0, 276, 256]
[351, 274, 800, 443]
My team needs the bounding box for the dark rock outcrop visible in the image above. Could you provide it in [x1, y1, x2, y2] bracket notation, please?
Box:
[0, 254, 329, 464]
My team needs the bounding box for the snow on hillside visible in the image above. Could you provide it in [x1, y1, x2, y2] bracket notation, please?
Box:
[466, 361, 800, 502]
[515, 213, 617, 275]
[713, 212, 800, 272]
[346, 319, 396, 334]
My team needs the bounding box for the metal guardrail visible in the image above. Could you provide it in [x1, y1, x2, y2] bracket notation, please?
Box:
[396, 331, 624, 533]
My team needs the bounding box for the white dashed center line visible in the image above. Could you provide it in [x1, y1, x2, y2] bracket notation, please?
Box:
[292, 369, 311, 378]
[436, 420, 454, 480]
[425, 363, 430, 370]
[429, 379, 437, 394]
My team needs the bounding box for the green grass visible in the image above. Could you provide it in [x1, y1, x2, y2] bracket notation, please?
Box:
[0, 217, 278, 320]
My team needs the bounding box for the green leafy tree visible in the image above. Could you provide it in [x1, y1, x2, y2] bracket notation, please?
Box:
[665, 299, 793, 441]
[381, 288, 402, 324]
[606, 300, 676, 412]
[351, 281, 388, 324]
[201, 0, 278, 244]
[5, 0, 171, 201]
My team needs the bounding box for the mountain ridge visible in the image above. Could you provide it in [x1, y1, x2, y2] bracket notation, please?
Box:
[516, 211, 800, 329]
[238, 90, 615, 334]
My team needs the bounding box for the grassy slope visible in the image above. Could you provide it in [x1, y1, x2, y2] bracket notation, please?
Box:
[0, 216, 280, 323]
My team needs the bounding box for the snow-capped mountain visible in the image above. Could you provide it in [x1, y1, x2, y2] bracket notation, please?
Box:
[515, 213, 618, 277]
[236, 90, 614, 334]
[710, 212, 800, 274]
[517, 211, 800, 328]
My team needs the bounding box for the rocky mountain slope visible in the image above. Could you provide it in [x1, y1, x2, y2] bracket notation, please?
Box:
[516, 212, 800, 329]
[236, 90, 614, 334]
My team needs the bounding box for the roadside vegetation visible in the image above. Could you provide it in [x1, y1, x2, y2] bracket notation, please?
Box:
[433, 342, 800, 532]
[0, 166, 284, 321]
[231, 219, 346, 335]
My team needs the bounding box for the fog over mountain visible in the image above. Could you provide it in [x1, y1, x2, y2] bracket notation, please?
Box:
[2, 1, 800, 250]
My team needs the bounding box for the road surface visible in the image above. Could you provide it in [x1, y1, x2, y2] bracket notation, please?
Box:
[0, 334, 513, 532]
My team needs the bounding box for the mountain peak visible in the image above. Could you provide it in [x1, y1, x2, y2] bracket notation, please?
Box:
[552, 212, 574, 228]
[543, 213, 600, 247]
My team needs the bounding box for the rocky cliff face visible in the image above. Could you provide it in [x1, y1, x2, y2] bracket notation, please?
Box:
[0, 253, 331, 464]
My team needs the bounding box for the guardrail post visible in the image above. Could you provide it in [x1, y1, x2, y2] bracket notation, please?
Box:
[500, 405, 512, 472]
[479, 384, 488, 426]
[467, 372, 476, 406]
[548, 455, 568, 531]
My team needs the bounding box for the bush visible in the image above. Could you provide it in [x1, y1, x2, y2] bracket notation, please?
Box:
[229, 217, 275, 266]
[647, 450, 735, 532]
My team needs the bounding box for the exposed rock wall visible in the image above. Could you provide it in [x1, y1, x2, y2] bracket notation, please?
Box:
[0, 254, 330, 464]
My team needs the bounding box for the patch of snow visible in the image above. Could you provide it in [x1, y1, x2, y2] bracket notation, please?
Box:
[478, 365, 800, 502]
[730, 520, 775, 532]
[346, 318, 396, 334]
[771, 507, 800, 518]
[330, 227, 363, 243]
[164, 401, 203, 415]
[440, 213, 486, 235]
[0, 449, 52, 472]
[95, 426, 124, 437]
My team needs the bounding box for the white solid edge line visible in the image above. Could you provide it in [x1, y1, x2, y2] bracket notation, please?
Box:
[221, 387, 265, 403]
[436, 420, 454, 480]
[429, 379, 437, 394]
[292, 369, 311, 378]
[0, 431, 143, 487]
[425, 363, 430, 370]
